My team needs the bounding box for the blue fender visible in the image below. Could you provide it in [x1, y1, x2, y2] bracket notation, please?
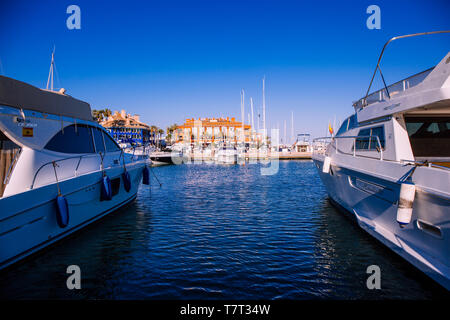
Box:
[122, 171, 131, 192]
[56, 195, 69, 228]
[101, 175, 112, 201]
[143, 166, 150, 185]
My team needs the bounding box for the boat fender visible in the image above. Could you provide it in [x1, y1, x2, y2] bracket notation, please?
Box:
[101, 175, 112, 201]
[142, 166, 150, 185]
[122, 171, 131, 192]
[322, 156, 331, 173]
[56, 195, 69, 228]
[396, 182, 415, 226]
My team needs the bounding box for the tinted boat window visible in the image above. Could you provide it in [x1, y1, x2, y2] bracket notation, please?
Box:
[336, 114, 358, 136]
[1, 130, 21, 197]
[103, 130, 120, 152]
[92, 127, 105, 153]
[405, 117, 450, 157]
[348, 114, 358, 131]
[355, 126, 385, 150]
[45, 124, 95, 154]
[336, 118, 350, 136]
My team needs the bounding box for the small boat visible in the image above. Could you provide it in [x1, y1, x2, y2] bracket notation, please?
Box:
[215, 146, 238, 164]
[0, 75, 148, 270]
[312, 31, 450, 290]
[150, 150, 185, 166]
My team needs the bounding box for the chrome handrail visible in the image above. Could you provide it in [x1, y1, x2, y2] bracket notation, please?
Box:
[313, 135, 383, 160]
[30, 153, 101, 190]
[313, 139, 450, 172]
[400, 159, 450, 172]
[361, 30, 450, 108]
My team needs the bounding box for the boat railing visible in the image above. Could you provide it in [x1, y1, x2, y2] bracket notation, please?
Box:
[30, 147, 144, 189]
[352, 67, 434, 110]
[313, 135, 384, 160]
[400, 159, 450, 172]
[313, 137, 450, 172]
[30, 153, 104, 190]
[353, 30, 450, 110]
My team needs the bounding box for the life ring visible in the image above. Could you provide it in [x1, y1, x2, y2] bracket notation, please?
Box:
[56, 195, 69, 228]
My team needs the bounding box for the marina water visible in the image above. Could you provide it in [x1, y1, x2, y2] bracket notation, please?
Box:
[0, 161, 447, 299]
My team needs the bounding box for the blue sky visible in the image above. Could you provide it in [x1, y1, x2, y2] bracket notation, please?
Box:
[1, 0, 449, 139]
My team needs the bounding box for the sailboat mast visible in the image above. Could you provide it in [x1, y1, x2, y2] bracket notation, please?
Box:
[262, 76, 266, 142]
[291, 111, 294, 144]
[46, 48, 55, 91]
[250, 97, 254, 137]
[241, 89, 245, 143]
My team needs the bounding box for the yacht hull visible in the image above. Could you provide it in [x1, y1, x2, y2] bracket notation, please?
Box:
[0, 161, 145, 271]
[313, 155, 450, 290]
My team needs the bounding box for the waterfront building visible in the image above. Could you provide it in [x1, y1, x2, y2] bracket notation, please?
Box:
[100, 109, 151, 145]
[175, 117, 260, 146]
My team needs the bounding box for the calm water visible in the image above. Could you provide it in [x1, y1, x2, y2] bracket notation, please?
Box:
[0, 161, 448, 299]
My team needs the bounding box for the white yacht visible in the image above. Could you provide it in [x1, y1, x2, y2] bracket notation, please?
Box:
[293, 134, 313, 153]
[215, 145, 238, 164]
[313, 31, 450, 290]
[0, 75, 149, 270]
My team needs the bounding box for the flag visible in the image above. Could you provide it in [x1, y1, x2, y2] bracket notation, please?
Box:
[328, 123, 334, 135]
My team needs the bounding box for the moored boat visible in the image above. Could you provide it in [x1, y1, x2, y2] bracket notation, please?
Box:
[0, 75, 149, 270]
[215, 145, 238, 164]
[312, 31, 450, 290]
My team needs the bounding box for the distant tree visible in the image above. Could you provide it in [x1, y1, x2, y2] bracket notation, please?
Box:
[92, 108, 112, 123]
[150, 125, 157, 146]
[166, 123, 178, 143]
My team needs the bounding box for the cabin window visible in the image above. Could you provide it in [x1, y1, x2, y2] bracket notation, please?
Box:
[102, 130, 120, 152]
[1, 130, 21, 197]
[92, 127, 105, 153]
[45, 124, 95, 154]
[336, 118, 349, 136]
[405, 116, 450, 157]
[336, 114, 358, 136]
[348, 114, 358, 131]
[355, 125, 385, 150]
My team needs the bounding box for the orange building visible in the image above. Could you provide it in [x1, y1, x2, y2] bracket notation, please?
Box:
[176, 117, 257, 145]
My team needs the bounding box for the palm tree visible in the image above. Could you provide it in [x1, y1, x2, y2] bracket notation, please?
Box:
[150, 125, 157, 146]
[92, 108, 112, 122]
[166, 123, 178, 144]
[158, 128, 164, 147]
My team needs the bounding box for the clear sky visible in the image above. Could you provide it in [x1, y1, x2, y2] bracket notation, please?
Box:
[1, 0, 449, 139]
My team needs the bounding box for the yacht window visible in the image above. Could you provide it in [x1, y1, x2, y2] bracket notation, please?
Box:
[1, 130, 21, 197]
[92, 127, 105, 153]
[102, 130, 120, 152]
[45, 124, 95, 154]
[348, 114, 358, 131]
[336, 114, 358, 136]
[336, 118, 350, 136]
[405, 117, 450, 157]
[355, 125, 385, 150]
